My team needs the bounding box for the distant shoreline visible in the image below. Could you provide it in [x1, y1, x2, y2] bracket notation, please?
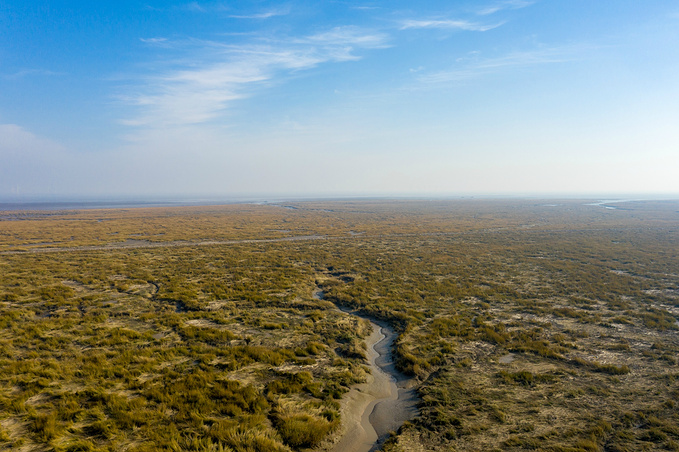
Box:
[1, 195, 677, 212]
[0, 199, 253, 211]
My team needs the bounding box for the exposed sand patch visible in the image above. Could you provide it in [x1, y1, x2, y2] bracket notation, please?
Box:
[318, 323, 389, 452]
[499, 353, 516, 364]
[319, 319, 419, 452]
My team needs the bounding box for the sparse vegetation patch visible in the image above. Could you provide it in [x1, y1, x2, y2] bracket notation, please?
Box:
[1, 199, 678, 450]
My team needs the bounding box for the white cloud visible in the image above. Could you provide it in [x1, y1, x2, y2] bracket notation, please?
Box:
[0, 124, 73, 195]
[229, 8, 289, 19]
[418, 46, 577, 84]
[400, 19, 502, 32]
[0, 124, 65, 156]
[477, 0, 536, 16]
[184, 2, 206, 13]
[3, 69, 64, 79]
[140, 37, 168, 44]
[303, 26, 389, 47]
[120, 28, 389, 128]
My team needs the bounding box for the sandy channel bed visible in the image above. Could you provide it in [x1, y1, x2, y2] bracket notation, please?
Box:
[318, 320, 419, 452]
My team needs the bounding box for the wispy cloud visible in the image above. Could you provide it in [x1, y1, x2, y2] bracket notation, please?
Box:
[183, 2, 206, 13]
[229, 8, 289, 19]
[171, 2, 290, 18]
[144, 2, 226, 13]
[0, 124, 65, 154]
[418, 46, 577, 84]
[139, 38, 167, 45]
[302, 26, 389, 48]
[477, 0, 536, 16]
[121, 28, 389, 128]
[0, 124, 71, 195]
[3, 69, 64, 79]
[400, 19, 502, 32]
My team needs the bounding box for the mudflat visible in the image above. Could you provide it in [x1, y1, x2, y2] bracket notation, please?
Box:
[323, 319, 419, 452]
[323, 323, 390, 452]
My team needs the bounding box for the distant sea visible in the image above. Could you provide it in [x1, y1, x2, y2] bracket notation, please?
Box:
[0, 196, 272, 211]
[1, 195, 676, 212]
[0, 194, 457, 211]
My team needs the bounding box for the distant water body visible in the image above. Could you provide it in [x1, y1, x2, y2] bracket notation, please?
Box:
[0, 200, 192, 211]
[583, 199, 655, 210]
[3, 195, 675, 212]
[0, 197, 291, 211]
[0, 195, 452, 211]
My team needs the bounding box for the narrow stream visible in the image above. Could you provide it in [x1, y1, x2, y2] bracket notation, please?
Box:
[314, 291, 420, 452]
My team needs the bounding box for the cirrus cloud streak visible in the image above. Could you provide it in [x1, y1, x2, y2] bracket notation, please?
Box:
[122, 27, 389, 129]
[399, 19, 502, 32]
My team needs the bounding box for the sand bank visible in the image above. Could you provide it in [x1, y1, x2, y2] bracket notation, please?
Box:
[319, 317, 419, 452]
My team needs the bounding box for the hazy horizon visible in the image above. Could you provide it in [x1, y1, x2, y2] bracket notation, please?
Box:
[3, 1, 678, 197]
[1, 192, 677, 209]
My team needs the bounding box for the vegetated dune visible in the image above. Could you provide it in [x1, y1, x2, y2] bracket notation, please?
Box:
[0, 199, 677, 451]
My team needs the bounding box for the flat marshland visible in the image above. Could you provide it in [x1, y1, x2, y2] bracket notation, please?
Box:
[0, 200, 678, 451]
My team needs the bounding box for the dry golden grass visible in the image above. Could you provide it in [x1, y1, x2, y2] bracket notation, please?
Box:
[0, 199, 678, 451]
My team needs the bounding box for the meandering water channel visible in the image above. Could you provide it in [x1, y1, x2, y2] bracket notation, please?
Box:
[314, 291, 420, 452]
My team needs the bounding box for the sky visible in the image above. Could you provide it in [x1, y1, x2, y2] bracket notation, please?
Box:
[1, 1, 679, 199]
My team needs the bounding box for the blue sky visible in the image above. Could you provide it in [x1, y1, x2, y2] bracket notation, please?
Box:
[2, 1, 678, 198]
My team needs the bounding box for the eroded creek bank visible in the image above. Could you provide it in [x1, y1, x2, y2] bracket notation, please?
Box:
[314, 291, 420, 452]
